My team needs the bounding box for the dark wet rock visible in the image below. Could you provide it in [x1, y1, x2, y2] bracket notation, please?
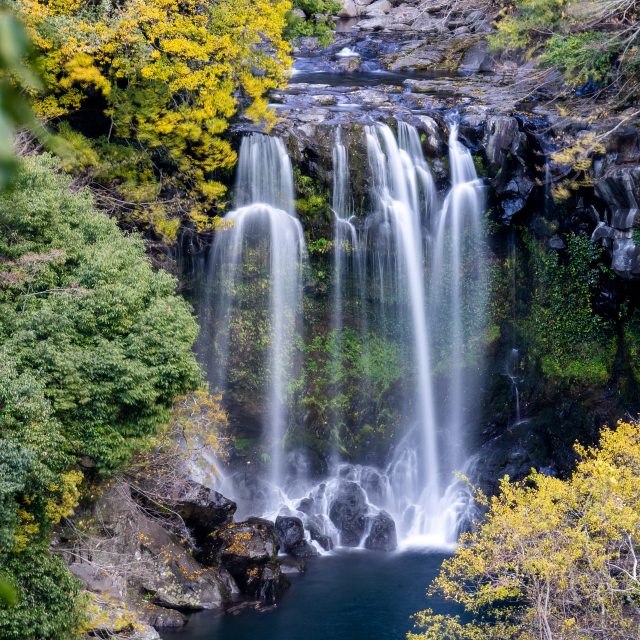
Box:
[275, 515, 305, 552]
[275, 516, 318, 556]
[548, 236, 566, 250]
[364, 511, 398, 551]
[278, 556, 307, 574]
[329, 481, 368, 546]
[595, 165, 640, 209]
[414, 115, 446, 157]
[591, 211, 640, 279]
[482, 115, 533, 223]
[360, 467, 385, 506]
[338, 464, 359, 480]
[308, 525, 334, 551]
[244, 561, 291, 599]
[296, 497, 315, 515]
[291, 540, 319, 556]
[175, 481, 237, 546]
[201, 518, 290, 598]
[459, 41, 494, 71]
[201, 518, 277, 573]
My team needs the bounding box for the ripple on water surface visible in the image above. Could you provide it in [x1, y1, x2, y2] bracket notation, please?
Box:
[161, 550, 469, 640]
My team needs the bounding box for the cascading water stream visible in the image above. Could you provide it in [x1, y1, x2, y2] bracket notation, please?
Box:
[332, 128, 358, 336]
[208, 133, 305, 487]
[431, 123, 484, 473]
[206, 123, 486, 551]
[365, 122, 443, 540]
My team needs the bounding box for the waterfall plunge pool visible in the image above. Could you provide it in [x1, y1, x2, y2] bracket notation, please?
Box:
[161, 550, 468, 640]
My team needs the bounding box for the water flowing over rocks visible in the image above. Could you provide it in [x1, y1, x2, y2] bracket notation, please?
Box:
[183, 0, 640, 593]
[364, 511, 398, 551]
[329, 481, 369, 546]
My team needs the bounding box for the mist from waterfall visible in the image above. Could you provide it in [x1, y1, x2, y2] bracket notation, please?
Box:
[208, 133, 305, 486]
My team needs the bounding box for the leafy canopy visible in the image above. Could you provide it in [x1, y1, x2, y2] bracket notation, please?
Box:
[0, 154, 202, 471]
[11, 0, 293, 239]
[0, 154, 204, 638]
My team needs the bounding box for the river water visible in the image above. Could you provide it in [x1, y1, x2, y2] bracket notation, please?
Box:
[162, 550, 465, 640]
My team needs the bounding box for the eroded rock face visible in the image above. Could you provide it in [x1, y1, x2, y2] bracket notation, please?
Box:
[595, 165, 640, 209]
[244, 562, 291, 599]
[482, 115, 533, 223]
[200, 517, 290, 596]
[591, 208, 640, 279]
[329, 481, 368, 546]
[274, 515, 317, 556]
[275, 515, 305, 552]
[364, 511, 398, 551]
[176, 481, 237, 547]
[202, 517, 278, 571]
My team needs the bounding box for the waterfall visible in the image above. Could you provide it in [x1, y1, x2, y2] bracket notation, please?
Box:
[208, 133, 305, 486]
[365, 122, 445, 541]
[203, 123, 487, 551]
[331, 128, 359, 441]
[332, 128, 358, 335]
[431, 124, 484, 473]
[235, 132, 294, 213]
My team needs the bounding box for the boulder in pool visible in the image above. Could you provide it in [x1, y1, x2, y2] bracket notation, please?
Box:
[275, 515, 304, 552]
[364, 511, 397, 552]
[329, 481, 368, 546]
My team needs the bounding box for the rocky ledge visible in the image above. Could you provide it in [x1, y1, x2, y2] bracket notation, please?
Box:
[56, 469, 400, 637]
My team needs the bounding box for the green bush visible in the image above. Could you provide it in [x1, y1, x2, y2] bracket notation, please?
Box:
[284, 0, 342, 46]
[0, 154, 201, 472]
[0, 155, 202, 638]
[0, 548, 87, 640]
[527, 232, 615, 386]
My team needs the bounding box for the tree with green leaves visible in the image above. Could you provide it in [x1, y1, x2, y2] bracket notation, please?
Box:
[0, 154, 202, 638]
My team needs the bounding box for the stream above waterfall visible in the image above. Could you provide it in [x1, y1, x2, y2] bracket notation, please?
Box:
[161, 551, 466, 640]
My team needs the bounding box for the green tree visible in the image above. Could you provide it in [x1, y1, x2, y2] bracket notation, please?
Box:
[0, 154, 202, 637]
[10, 0, 292, 239]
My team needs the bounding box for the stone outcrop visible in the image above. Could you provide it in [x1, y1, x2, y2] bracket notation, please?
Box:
[275, 515, 319, 556]
[329, 481, 368, 546]
[591, 209, 640, 279]
[201, 517, 291, 598]
[364, 511, 398, 551]
[175, 481, 237, 547]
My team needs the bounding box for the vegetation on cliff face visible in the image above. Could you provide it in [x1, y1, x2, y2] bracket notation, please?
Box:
[411, 420, 640, 640]
[491, 0, 640, 106]
[0, 155, 202, 637]
[285, 0, 342, 46]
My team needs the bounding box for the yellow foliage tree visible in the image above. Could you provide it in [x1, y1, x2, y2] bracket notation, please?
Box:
[12, 0, 292, 239]
[410, 421, 640, 640]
